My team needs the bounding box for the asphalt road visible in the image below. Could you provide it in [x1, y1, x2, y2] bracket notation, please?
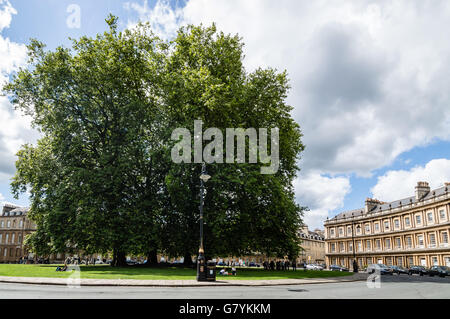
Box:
[0, 274, 449, 299]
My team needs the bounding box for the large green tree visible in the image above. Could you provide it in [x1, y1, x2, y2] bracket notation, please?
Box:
[160, 24, 305, 261]
[4, 17, 305, 265]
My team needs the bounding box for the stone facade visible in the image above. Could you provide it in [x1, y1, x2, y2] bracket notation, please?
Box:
[324, 182, 450, 270]
[0, 204, 36, 263]
[298, 226, 326, 264]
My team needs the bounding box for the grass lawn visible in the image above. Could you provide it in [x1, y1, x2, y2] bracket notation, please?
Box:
[0, 264, 353, 280]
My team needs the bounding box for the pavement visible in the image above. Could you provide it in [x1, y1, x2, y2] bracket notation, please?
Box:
[0, 274, 449, 298]
[0, 272, 368, 287]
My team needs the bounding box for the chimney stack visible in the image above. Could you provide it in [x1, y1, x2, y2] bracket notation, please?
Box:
[415, 181, 430, 201]
[365, 198, 380, 213]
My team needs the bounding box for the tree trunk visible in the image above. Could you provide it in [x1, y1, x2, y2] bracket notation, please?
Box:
[183, 252, 193, 267]
[112, 249, 127, 267]
[143, 249, 158, 267]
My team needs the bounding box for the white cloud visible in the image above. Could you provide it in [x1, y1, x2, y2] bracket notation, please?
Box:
[295, 172, 351, 230]
[124, 0, 184, 39]
[0, 1, 39, 179]
[0, 0, 15, 32]
[371, 159, 450, 202]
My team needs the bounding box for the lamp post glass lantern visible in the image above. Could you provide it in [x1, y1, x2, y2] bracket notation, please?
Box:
[197, 163, 211, 281]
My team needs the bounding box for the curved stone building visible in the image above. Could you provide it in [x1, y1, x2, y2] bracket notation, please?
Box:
[324, 182, 450, 269]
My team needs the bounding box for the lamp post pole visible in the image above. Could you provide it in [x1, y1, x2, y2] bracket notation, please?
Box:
[351, 213, 359, 273]
[197, 163, 210, 281]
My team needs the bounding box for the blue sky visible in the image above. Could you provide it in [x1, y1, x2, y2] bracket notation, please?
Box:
[1, 0, 450, 229]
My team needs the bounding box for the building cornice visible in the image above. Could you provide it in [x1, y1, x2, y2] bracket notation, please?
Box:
[324, 192, 450, 226]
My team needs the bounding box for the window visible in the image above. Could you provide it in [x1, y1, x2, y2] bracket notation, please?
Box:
[406, 236, 412, 248]
[5, 234, 9, 244]
[340, 242, 345, 252]
[408, 257, 414, 267]
[19, 220, 23, 228]
[330, 229, 335, 237]
[394, 219, 400, 229]
[417, 235, 424, 246]
[348, 242, 353, 252]
[395, 237, 401, 249]
[432, 256, 438, 266]
[405, 216, 411, 227]
[439, 209, 446, 220]
[9, 248, 13, 257]
[0, 234, 2, 243]
[429, 233, 436, 247]
[347, 226, 352, 235]
[366, 240, 371, 251]
[397, 257, 403, 267]
[374, 223, 380, 232]
[365, 224, 370, 233]
[11, 233, 15, 244]
[376, 239, 381, 250]
[0, 221, 3, 228]
[18, 234, 22, 244]
[331, 243, 336, 252]
[357, 241, 362, 252]
[442, 231, 449, 244]
[339, 228, 343, 236]
[356, 225, 361, 234]
[384, 221, 389, 230]
[3, 248, 6, 257]
[385, 238, 391, 249]
[416, 214, 422, 225]
[427, 212, 434, 223]
[7, 221, 10, 228]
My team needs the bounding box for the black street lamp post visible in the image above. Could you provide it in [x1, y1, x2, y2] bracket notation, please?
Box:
[197, 163, 211, 281]
[351, 213, 361, 273]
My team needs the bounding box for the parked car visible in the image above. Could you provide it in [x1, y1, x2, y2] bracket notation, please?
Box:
[329, 264, 349, 272]
[245, 262, 261, 267]
[408, 265, 428, 276]
[367, 264, 393, 275]
[306, 263, 324, 270]
[427, 265, 450, 277]
[388, 265, 409, 275]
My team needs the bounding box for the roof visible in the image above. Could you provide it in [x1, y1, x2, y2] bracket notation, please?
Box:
[1, 206, 29, 216]
[328, 185, 449, 222]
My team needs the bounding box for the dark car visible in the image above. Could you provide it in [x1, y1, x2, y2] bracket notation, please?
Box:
[428, 265, 450, 277]
[389, 265, 409, 275]
[408, 265, 428, 276]
[367, 264, 393, 275]
[217, 262, 226, 266]
[329, 264, 349, 272]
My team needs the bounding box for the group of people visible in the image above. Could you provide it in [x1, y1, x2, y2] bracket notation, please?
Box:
[219, 267, 237, 276]
[263, 260, 302, 271]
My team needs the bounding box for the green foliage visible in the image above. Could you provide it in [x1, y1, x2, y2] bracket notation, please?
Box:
[3, 17, 306, 263]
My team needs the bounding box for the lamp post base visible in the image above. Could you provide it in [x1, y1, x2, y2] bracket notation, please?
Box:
[196, 252, 207, 281]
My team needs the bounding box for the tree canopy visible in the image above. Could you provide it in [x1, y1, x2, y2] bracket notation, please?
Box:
[4, 15, 306, 266]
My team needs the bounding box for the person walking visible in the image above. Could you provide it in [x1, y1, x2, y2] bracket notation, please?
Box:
[292, 260, 297, 271]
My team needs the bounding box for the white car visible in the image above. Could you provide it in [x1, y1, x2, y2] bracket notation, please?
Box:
[306, 264, 324, 270]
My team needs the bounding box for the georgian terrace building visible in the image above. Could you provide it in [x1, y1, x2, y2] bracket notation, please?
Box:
[298, 226, 326, 264]
[324, 182, 450, 270]
[0, 204, 36, 263]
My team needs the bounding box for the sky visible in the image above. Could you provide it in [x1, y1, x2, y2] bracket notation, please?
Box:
[1, 0, 450, 230]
